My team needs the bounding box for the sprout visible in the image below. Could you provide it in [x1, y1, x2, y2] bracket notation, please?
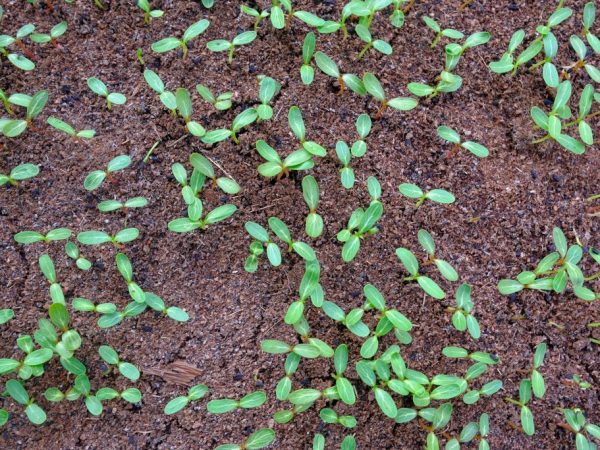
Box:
[189, 152, 240, 194]
[207, 31, 257, 64]
[300, 32, 316, 85]
[164, 384, 208, 415]
[5, 380, 46, 425]
[47, 116, 95, 140]
[143, 69, 177, 115]
[29, 21, 68, 47]
[202, 107, 258, 145]
[97, 197, 148, 213]
[207, 391, 267, 414]
[214, 428, 275, 450]
[1, 163, 39, 187]
[98, 345, 140, 381]
[448, 283, 480, 339]
[355, 24, 392, 59]
[14, 227, 71, 244]
[137, 0, 163, 24]
[65, 241, 92, 271]
[87, 77, 126, 110]
[0, 23, 37, 71]
[302, 175, 323, 238]
[314, 51, 366, 95]
[256, 76, 280, 120]
[83, 154, 132, 191]
[363, 72, 418, 118]
[196, 84, 233, 111]
[77, 228, 140, 247]
[151, 19, 210, 57]
[398, 183, 455, 207]
[337, 201, 383, 262]
[241, 4, 270, 31]
[437, 125, 489, 158]
[422, 16, 464, 48]
[0, 90, 48, 137]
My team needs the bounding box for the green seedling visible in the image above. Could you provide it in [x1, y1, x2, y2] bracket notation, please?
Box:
[283, 260, 324, 325]
[530, 342, 547, 399]
[0, 23, 36, 71]
[337, 201, 383, 262]
[302, 175, 323, 238]
[29, 21, 67, 47]
[98, 345, 140, 381]
[196, 84, 233, 111]
[422, 16, 464, 48]
[173, 87, 207, 137]
[561, 408, 600, 449]
[1, 163, 39, 187]
[417, 229, 459, 282]
[207, 391, 267, 414]
[136, 48, 144, 66]
[39, 254, 65, 304]
[497, 227, 598, 301]
[14, 228, 71, 244]
[336, 141, 355, 189]
[0, 308, 14, 325]
[363, 72, 417, 118]
[355, 24, 392, 59]
[442, 346, 499, 365]
[447, 283, 480, 339]
[437, 125, 489, 158]
[207, 31, 257, 64]
[143, 69, 177, 115]
[319, 408, 357, 428]
[567, 35, 600, 83]
[94, 301, 146, 329]
[505, 379, 536, 436]
[145, 291, 189, 322]
[531, 82, 596, 154]
[314, 51, 366, 95]
[244, 218, 317, 270]
[87, 77, 126, 110]
[398, 183, 455, 207]
[407, 70, 463, 98]
[164, 384, 208, 414]
[137, 0, 163, 24]
[270, 0, 291, 30]
[300, 32, 316, 85]
[241, 4, 270, 31]
[201, 107, 258, 145]
[189, 152, 240, 194]
[275, 353, 301, 400]
[98, 197, 148, 212]
[582, 2, 600, 52]
[65, 242, 92, 271]
[570, 374, 592, 390]
[151, 19, 209, 57]
[261, 339, 322, 359]
[77, 228, 140, 247]
[256, 75, 280, 120]
[444, 32, 491, 71]
[0, 90, 48, 137]
[489, 5, 572, 75]
[4, 380, 46, 425]
[214, 428, 275, 450]
[168, 202, 237, 233]
[0, 88, 13, 114]
[396, 245, 448, 300]
[83, 155, 131, 191]
[116, 253, 146, 304]
[47, 116, 95, 139]
[445, 413, 490, 450]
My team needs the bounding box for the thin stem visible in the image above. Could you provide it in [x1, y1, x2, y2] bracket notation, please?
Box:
[231, 130, 239, 145]
[458, 0, 475, 11]
[106, 98, 112, 111]
[531, 134, 550, 144]
[431, 33, 441, 48]
[528, 58, 548, 72]
[584, 270, 600, 282]
[228, 46, 234, 64]
[181, 42, 187, 58]
[403, 0, 416, 13]
[337, 76, 345, 95]
[564, 111, 600, 128]
[143, 140, 161, 163]
[587, 193, 600, 201]
[374, 101, 388, 120]
[357, 43, 371, 60]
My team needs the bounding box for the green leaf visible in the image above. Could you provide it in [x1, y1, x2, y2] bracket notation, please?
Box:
[204, 204, 237, 224]
[175, 88, 192, 121]
[363, 72, 385, 102]
[245, 428, 275, 450]
[25, 403, 46, 425]
[232, 31, 257, 46]
[417, 276, 445, 299]
[374, 388, 397, 418]
[398, 183, 424, 199]
[239, 391, 266, 409]
[182, 19, 210, 42]
[288, 388, 321, 405]
[207, 398, 239, 414]
[462, 141, 489, 158]
[288, 106, 305, 142]
[395, 247, 419, 276]
[497, 279, 524, 295]
[164, 396, 189, 414]
[387, 97, 418, 111]
[106, 155, 132, 172]
[202, 129, 232, 144]
[314, 51, 339, 78]
[6, 380, 29, 404]
[521, 405, 535, 436]
[342, 235, 360, 262]
[87, 77, 108, 96]
[531, 369, 545, 398]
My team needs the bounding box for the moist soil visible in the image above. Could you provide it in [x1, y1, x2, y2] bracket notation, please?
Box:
[1, 0, 599, 449]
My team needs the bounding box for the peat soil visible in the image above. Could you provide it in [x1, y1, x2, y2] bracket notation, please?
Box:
[1, 0, 599, 449]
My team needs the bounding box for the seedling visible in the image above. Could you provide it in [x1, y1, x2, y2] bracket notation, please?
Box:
[569, 374, 592, 390]
[207, 31, 257, 64]
[497, 227, 598, 301]
[566, 35, 600, 82]
[168, 202, 237, 233]
[582, 2, 600, 52]
[0, 90, 47, 137]
[143, 69, 177, 115]
[396, 242, 449, 299]
[137, 0, 163, 24]
[164, 384, 208, 414]
[0, 24, 36, 71]
[442, 346, 499, 365]
[202, 107, 258, 144]
[214, 428, 275, 450]
[14, 228, 71, 244]
[355, 24, 392, 59]
[151, 19, 210, 57]
[241, 4, 270, 31]
[302, 175, 323, 238]
[362, 72, 418, 118]
[417, 229, 459, 282]
[530, 342, 547, 399]
[116, 253, 145, 304]
[407, 70, 463, 98]
[83, 155, 132, 191]
[447, 283, 480, 339]
[144, 292, 189, 322]
[196, 84, 233, 111]
[300, 32, 316, 85]
[77, 228, 140, 247]
[505, 379, 535, 436]
[337, 201, 383, 262]
[336, 141, 355, 189]
[207, 391, 267, 414]
[4, 380, 46, 425]
[256, 76, 280, 120]
[98, 345, 140, 381]
[87, 77, 126, 110]
[444, 414, 490, 449]
[172, 87, 207, 137]
[437, 125, 489, 158]
[189, 152, 240, 194]
[561, 408, 600, 449]
[270, 0, 291, 30]
[314, 51, 366, 95]
[39, 254, 66, 304]
[98, 197, 148, 213]
[398, 183, 455, 207]
[422, 16, 464, 48]
[65, 242, 92, 271]
[29, 21, 67, 47]
[319, 408, 357, 428]
[1, 163, 39, 187]
[47, 116, 95, 139]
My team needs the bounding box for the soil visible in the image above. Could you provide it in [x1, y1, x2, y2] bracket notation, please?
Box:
[1, 0, 599, 449]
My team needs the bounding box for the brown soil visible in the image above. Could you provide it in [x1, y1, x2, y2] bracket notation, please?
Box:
[1, 0, 599, 449]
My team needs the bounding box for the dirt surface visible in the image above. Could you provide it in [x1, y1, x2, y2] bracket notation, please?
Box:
[1, 0, 599, 449]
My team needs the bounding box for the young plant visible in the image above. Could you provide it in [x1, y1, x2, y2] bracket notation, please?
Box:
[422, 16, 464, 48]
[137, 0, 163, 24]
[314, 51, 366, 95]
[29, 21, 67, 47]
[561, 408, 600, 449]
[143, 69, 177, 115]
[355, 24, 392, 59]
[214, 428, 275, 450]
[207, 391, 267, 414]
[164, 384, 208, 414]
[196, 84, 232, 111]
[83, 155, 132, 191]
[87, 77, 126, 110]
[506, 379, 536, 436]
[302, 175, 323, 238]
[97, 197, 148, 213]
[202, 107, 258, 145]
[0, 24, 36, 71]
[337, 201, 383, 262]
[336, 141, 355, 189]
[47, 116, 95, 140]
[437, 125, 489, 158]
[417, 229, 459, 282]
[1, 163, 39, 187]
[207, 31, 257, 64]
[168, 202, 237, 234]
[398, 183, 455, 207]
[448, 283, 480, 339]
[116, 252, 145, 304]
[363, 72, 417, 118]
[0, 90, 48, 137]
[98, 345, 140, 381]
[189, 152, 240, 194]
[77, 228, 140, 247]
[256, 76, 280, 120]
[151, 19, 210, 57]
[396, 242, 449, 299]
[65, 242, 92, 271]
[4, 380, 46, 425]
[241, 4, 270, 31]
[14, 228, 71, 244]
[300, 32, 316, 85]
